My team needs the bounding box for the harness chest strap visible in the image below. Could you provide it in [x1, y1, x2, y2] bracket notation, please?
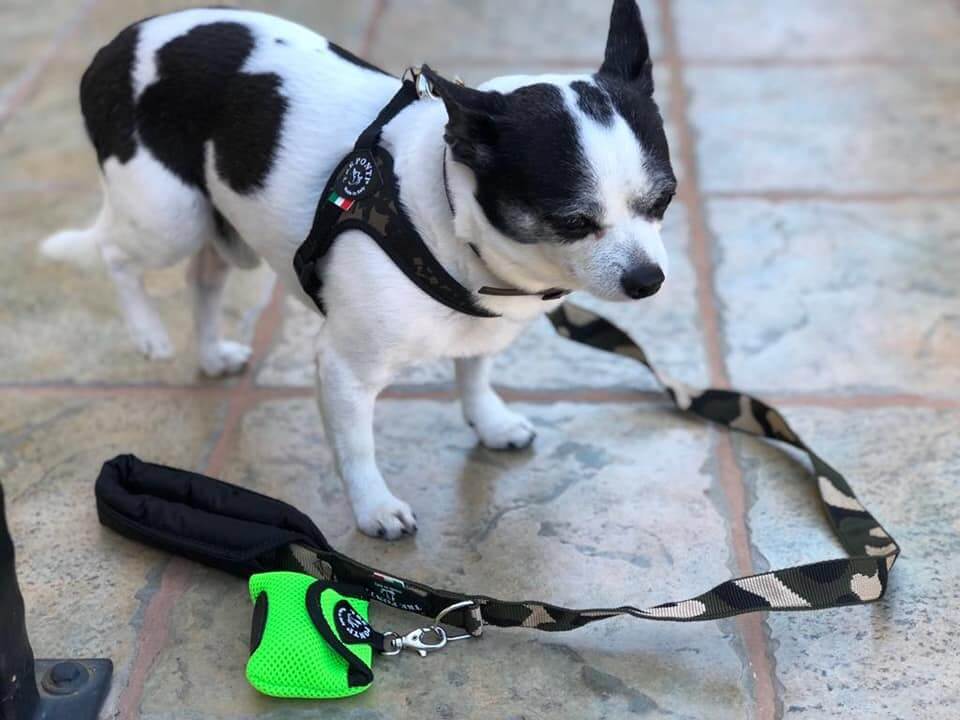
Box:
[95, 303, 898, 636]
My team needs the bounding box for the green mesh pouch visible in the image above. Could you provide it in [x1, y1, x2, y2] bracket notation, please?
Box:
[246, 572, 376, 699]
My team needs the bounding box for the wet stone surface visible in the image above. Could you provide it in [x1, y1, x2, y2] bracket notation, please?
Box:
[711, 199, 960, 397]
[368, 0, 662, 69]
[3, 0, 959, 718]
[675, 0, 960, 62]
[686, 65, 960, 194]
[137, 398, 750, 720]
[0, 393, 227, 713]
[734, 406, 960, 719]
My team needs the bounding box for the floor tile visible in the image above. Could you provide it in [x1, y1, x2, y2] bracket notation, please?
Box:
[0, 0, 80, 104]
[138, 398, 751, 719]
[675, 0, 960, 62]
[258, 198, 706, 391]
[0, 191, 275, 384]
[733, 406, 960, 718]
[711, 199, 960, 396]
[0, 392, 228, 714]
[369, 0, 662, 70]
[686, 65, 960, 194]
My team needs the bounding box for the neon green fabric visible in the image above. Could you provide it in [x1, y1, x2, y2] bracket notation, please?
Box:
[246, 572, 373, 699]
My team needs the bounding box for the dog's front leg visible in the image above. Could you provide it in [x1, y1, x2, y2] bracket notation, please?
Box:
[456, 356, 536, 450]
[315, 339, 417, 539]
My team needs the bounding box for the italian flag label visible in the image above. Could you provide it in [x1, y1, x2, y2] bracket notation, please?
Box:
[328, 191, 355, 211]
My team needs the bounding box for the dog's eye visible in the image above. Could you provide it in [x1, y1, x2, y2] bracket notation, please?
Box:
[553, 214, 601, 240]
[649, 191, 675, 220]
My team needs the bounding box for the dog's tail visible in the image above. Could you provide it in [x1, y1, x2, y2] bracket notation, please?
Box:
[39, 202, 109, 270]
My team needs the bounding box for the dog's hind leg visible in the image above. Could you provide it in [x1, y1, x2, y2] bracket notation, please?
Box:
[456, 355, 536, 450]
[92, 152, 234, 366]
[186, 242, 251, 376]
[100, 241, 175, 360]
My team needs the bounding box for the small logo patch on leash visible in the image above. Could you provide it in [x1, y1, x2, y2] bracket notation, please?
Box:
[334, 600, 373, 643]
[331, 151, 381, 210]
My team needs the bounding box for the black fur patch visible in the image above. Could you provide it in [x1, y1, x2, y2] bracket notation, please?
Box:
[468, 84, 597, 244]
[136, 22, 288, 194]
[80, 21, 141, 164]
[328, 42, 391, 76]
[595, 73, 674, 186]
[82, 21, 288, 195]
[570, 80, 613, 126]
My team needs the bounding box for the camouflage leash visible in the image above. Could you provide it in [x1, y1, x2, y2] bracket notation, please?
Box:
[96, 302, 900, 648]
[532, 301, 900, 623]
[273, 302, 900, 638]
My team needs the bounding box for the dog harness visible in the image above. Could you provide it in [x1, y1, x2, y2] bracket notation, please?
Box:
[294, 76, 568, 319]
[93, 75, 900, 700]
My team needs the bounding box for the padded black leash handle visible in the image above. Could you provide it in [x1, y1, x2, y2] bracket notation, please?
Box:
[95, 303, 899, 633]
[95, 454, 333, 577]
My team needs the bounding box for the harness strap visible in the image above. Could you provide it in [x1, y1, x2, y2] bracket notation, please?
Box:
[95, 303, 898, 635]
[294, 81, 499, 319]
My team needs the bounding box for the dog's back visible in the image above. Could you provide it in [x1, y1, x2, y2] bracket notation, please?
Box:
[42, 8, 400, 371]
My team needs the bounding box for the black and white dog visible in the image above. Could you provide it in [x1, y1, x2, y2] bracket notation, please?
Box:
[43, 1, 675, 538]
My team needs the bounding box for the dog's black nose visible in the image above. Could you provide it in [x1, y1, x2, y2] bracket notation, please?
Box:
[621, 264, 665, 299]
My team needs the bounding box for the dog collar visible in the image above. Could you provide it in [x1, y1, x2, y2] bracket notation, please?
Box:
[441, 146, 571, 302]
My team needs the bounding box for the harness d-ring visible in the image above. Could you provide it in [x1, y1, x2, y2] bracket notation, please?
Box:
[435, 600, 483, 642]
[381, 600, 483, 657]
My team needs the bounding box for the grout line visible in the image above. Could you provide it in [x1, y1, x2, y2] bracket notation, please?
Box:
[360, 0, 388, 57]
[1, 381, 956, 410]
[0, 0, 100, 127]
[112, 283, 286, 720]
[682, 55, 959, 68]
[705, 190, 960, 204]
[768, 393, 960, 411]
[659, 16, 728, 389]
[658, 1, 779, 718]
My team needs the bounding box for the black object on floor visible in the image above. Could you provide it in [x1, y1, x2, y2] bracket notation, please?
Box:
[0, 484, 112, 720]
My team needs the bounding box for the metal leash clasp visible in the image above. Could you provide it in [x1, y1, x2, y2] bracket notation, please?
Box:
[381, 600, 482, 658]
[383, 626, 448, 658]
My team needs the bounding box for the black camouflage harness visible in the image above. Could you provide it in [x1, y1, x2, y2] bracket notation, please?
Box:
[294, 75, 569, 319]
[95, 78, 899, 653]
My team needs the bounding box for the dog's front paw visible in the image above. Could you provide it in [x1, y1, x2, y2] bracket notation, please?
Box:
[355, 494, 418, 541]
[132, 328, 174, 361]
[200, 340, 252, 377]
[469, 408, 537, 451]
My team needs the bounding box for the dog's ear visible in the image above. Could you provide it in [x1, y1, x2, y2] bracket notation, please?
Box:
[599, 0, 653, 93]
[422, 66, 506, 171]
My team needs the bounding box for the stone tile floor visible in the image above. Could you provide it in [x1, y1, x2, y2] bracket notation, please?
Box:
[1, 1, 958, 719]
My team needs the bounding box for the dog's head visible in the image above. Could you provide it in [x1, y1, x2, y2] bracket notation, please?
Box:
[428, 0, 675, 301]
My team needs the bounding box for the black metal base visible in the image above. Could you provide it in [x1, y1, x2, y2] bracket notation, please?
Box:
[32, 659, 112, 720]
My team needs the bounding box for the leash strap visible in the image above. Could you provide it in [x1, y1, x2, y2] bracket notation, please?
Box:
[95, 305, 898, 634]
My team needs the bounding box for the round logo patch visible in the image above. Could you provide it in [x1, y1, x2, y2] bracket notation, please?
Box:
[338, 154, 376, 199]
[334, 601, 372, 643]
